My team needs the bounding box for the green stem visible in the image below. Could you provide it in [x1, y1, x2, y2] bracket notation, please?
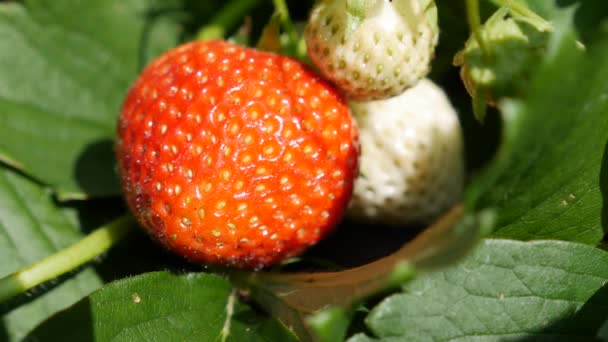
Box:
[272, 0, 300, 52]
[465, 0, 491, 60]
[197, 0, 259, 41]
[493, 0, 553, 32]
[0, 214, 136, 303]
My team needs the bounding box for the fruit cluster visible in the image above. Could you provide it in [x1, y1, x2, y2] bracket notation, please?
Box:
[116, 0, 464, 269]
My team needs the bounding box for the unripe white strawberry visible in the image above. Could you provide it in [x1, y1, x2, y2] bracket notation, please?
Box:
[305, 0, 439, 101]
[347, 79, 464, 225]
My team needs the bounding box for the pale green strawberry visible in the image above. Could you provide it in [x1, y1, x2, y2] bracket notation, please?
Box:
[305, 0, 439, 101]
[347, 79, 464, 225]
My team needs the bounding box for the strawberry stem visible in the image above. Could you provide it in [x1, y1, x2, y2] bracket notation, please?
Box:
[0, 214, 136, 303]
[196, 0, 259, 41]
[272, 0, 300, 55]
[465, 0, 491, 60]
[492, 0, 553, 32]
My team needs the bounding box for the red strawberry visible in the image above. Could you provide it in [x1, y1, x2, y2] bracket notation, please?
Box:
[116, 40, 359, 269]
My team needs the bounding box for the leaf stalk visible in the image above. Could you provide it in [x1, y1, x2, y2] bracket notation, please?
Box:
[0, 214, 136, 303]
[465, 0, 492, 60]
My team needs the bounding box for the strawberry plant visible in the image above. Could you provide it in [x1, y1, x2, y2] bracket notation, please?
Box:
[1, 0, 608, 341]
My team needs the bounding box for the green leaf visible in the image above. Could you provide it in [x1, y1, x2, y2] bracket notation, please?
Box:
[351, 239, 608, 341]
[0, 0, 185, 199]
[27, 272, 297, 342]
[467, 7, 608, 243]
[0, 167, 102, 341]
[490, 0, 608, 44]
